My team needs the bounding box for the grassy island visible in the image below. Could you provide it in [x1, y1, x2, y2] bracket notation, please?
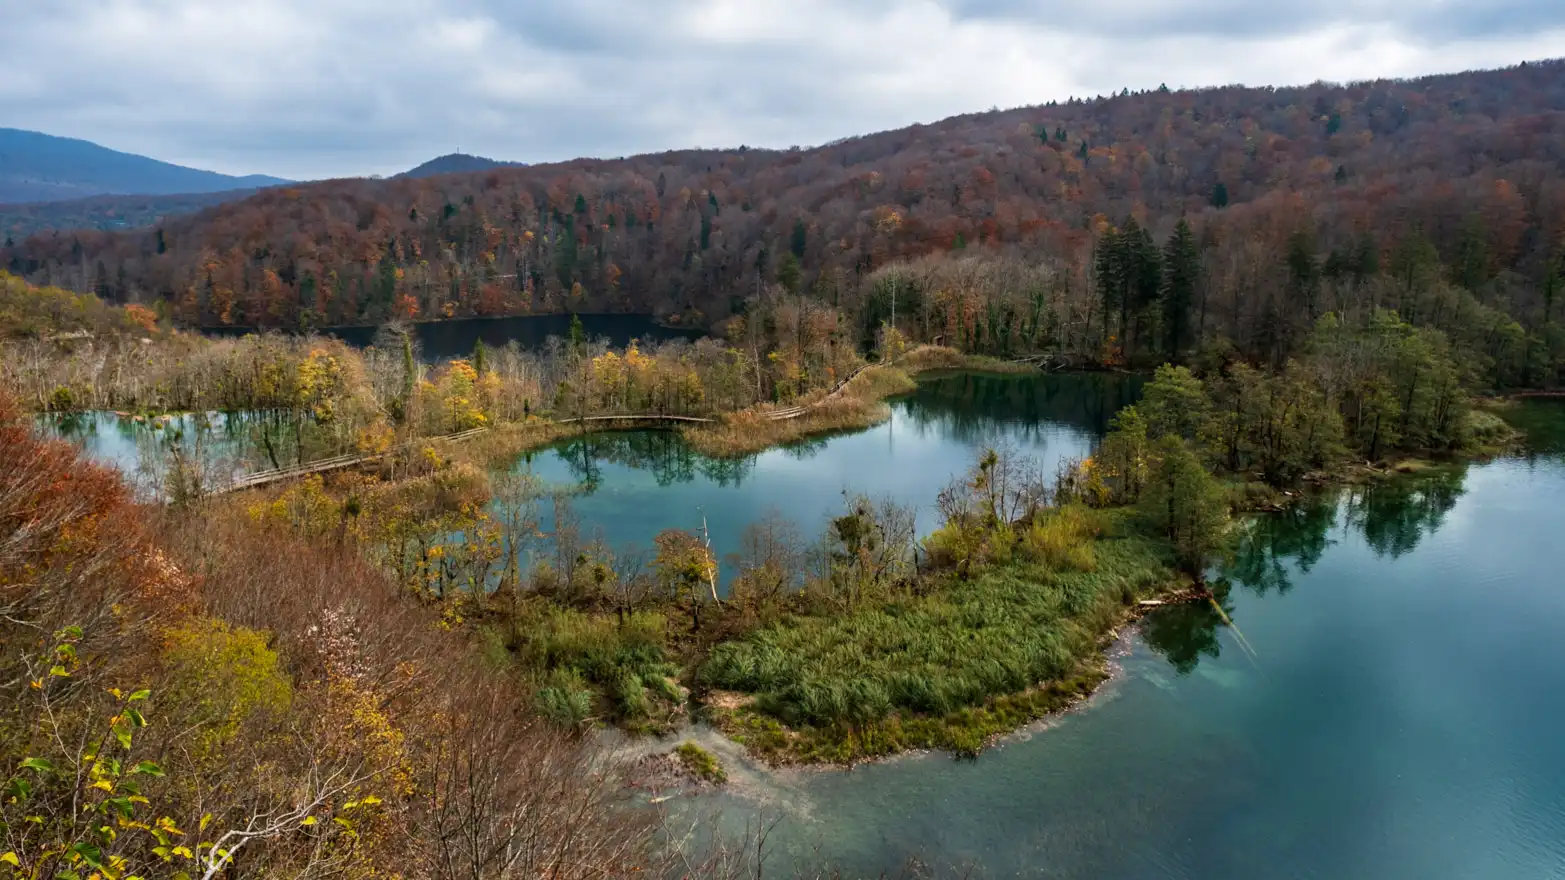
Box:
[702, 509, 1178, 762]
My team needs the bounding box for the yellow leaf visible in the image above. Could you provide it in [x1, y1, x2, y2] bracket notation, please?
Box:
[1, 852, 20, 866]
[300, 816, 317, 826]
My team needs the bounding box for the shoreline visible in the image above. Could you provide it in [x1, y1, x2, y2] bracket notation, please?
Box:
[693, 579, 1207, 771]
[624, 601, 1186, 801]
[207, 365, 1532, 778]
[454, 347, 1045, 465]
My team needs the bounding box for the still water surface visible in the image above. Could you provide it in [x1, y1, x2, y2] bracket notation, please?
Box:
[38, 378, 1565, 878]
[505, 372, 1139, 583]
[670, 398, 1565, 879]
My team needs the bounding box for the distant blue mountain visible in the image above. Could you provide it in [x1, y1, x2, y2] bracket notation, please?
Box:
[0, 128, 291, 203]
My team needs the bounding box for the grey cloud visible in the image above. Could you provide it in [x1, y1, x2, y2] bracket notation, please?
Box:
[942, 0, 1565, 43]
[0, 0, 1557, 181]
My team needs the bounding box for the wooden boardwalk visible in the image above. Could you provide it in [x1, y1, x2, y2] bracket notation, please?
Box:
[557, 413, 714, 426]
[214, 364, 876, 495]
[214, 428, 488, 495]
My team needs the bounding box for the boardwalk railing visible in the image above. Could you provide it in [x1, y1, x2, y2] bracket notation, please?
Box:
[557, 364, 874, 428]
[558, 413, 714, 426]
[214, 427, 488, 495]
[213, 365, 878, 495]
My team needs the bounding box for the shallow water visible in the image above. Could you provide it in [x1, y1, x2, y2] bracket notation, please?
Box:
[33, 410, 289, 494]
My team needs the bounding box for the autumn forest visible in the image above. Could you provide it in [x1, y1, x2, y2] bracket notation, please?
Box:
[5, 56, 1565, 879]
[5, 61, 1565, 387]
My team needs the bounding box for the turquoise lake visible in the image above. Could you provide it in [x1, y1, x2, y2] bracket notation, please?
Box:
[38, 376, 1565, 878]
[668, 393, 1565, 879]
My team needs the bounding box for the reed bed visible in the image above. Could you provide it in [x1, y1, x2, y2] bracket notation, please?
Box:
[702, 516, 1176, 762]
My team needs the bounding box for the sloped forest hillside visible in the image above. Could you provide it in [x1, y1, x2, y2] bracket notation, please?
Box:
[5, 61, 1565, 382]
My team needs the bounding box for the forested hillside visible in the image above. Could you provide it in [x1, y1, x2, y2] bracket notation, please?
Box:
[6, 61, 1565, 384]
[399, 153, 525, 179]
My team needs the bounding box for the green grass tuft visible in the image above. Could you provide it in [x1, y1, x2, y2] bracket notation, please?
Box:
[673, 741, 728, 784]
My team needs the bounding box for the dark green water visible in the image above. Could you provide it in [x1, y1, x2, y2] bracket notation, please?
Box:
[669, 397, 1565, 879]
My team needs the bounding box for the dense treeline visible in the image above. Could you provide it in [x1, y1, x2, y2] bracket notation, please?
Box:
[4, 62, 1564, 386]
[1086, 312, 1513, 510]
[2, 272, 863, 444]
[0, 190, 265, 242]
[0, 271, 161, 340]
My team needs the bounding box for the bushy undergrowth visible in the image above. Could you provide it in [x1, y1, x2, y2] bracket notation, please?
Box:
[701, 517, 1171, 736]
[518, 608, 681, 727]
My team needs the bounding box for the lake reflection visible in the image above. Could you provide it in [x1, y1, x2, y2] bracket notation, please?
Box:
[35, 409, 332, 497]
[684, 420, 1565, 879]
[503, 372, 1135, 584]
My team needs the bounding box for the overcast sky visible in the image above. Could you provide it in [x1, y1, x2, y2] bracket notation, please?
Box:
[2, 0, 1562, 180]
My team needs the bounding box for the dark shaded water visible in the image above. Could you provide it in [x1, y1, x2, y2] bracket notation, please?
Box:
[207, 312, 701, 361]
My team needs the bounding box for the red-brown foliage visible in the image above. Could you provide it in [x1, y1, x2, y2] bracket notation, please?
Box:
[6, 61, 1563, 335]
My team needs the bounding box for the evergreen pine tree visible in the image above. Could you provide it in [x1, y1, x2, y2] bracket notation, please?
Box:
[777, 253, 801, 294]
[1352, 233, 1380, 286]
[1286, 229, 1320, 318]
[1210, 182, 1229, 208]
[1095, 227, 1123, 342]
[1125, 219, 1163, 354]
[399, 332, 416, 425]
[569, 313, 585, 354]
[1162, 219, 1200, 360]
[790, 218, 808, 258]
